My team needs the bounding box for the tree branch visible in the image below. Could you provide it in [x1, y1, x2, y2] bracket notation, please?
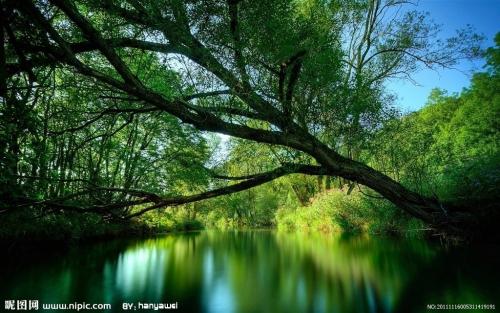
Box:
[124, 163, 328, 218]
[227, 0, 249, 82]
[5, 164, 328, 219]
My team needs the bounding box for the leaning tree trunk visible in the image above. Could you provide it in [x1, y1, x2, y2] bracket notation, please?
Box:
[7, 0, 488, 238]
[293, 131, 476, 234]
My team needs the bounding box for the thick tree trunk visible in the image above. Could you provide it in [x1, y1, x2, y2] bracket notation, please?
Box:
[289, 131, 472, 231]
[9, 0, 484, 237]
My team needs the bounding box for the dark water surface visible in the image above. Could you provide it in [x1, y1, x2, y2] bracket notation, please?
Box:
[1, 231, 499, 312]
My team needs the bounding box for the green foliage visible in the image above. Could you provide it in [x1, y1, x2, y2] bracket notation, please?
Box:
[1, 0, 497, 241]
[276, 189, 426, 237]
[0, 209, 128, 242]
[261, 35, 499, 236]
[365, 38, 500, 205]
[0, 205, 206, 243]
[0, 58, 212, 216]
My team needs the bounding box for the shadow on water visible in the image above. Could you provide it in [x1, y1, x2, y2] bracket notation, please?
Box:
[0, 230, 499, 313]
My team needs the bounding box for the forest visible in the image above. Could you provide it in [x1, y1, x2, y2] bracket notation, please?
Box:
[0, 0, 499, 243]
[1, 1, 500, 311]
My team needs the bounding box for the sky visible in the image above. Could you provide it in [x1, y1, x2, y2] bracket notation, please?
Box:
[386, 0, 500, 112]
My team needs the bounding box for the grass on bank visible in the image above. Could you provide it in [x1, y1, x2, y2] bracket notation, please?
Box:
[275, 188, 428, 238]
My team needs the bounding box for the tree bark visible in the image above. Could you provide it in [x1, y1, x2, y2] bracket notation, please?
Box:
[6, 0, 478, 234]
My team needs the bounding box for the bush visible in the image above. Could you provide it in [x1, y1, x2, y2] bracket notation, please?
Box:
[275, 188, 425, 236]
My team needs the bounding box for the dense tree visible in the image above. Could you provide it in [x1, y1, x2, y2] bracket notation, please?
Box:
[366, 35, 499, 212]
[0, 0, 493, 236]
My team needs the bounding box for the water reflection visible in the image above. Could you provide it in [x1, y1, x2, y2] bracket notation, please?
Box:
[1, 231, 499, 313]
[112, 245, 167, 300]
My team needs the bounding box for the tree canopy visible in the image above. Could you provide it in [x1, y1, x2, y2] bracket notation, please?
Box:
[0, 0, 494, 236]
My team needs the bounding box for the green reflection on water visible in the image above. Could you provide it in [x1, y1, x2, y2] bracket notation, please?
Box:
[1, 231, 499, 313]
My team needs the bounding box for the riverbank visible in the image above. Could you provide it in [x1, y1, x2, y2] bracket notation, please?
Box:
[0, 186, 492, 248]
[275, 189, 429, 238]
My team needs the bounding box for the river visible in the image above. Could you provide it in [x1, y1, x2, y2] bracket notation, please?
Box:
[1, 230, 499, 312]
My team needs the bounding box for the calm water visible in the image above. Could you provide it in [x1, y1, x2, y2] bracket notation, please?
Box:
[1, 231, 499, 313]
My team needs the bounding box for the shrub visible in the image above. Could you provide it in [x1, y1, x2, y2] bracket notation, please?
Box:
[275, 188, 424, 236]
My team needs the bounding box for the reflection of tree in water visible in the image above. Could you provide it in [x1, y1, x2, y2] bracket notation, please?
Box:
[0, 239, 132, 303]
[394, 246, 500, 313]
[129, 233, 206, 312]
[269, 232, 437, 313]
[173, 231, 439, 313]
[2, 232, 498, 313]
